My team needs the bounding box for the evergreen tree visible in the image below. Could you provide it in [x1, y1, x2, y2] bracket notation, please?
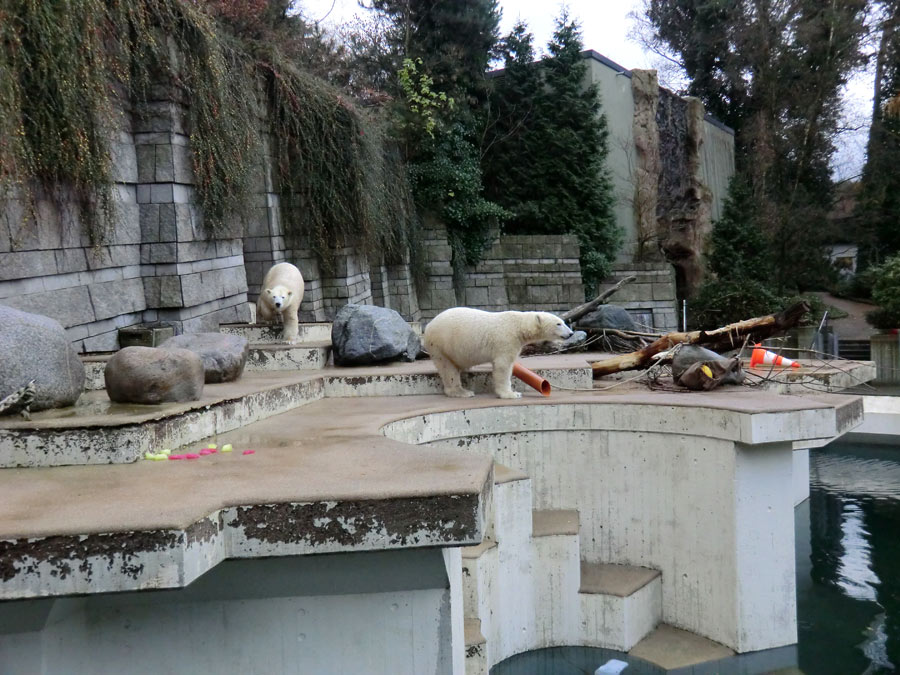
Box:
[534, 13, 619, 292]
[368, 0, 507, 279]
[482, 21, 543, 225]
[483, 13, 619, 294]
[858, 0, 900, 266]
[689, 178, 783, 328]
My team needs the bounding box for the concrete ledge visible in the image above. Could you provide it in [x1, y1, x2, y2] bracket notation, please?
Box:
[846, 394, 900, 444]
[0, 433, 491, 599]
[532, 510, 579, 537]
[0, 375, 324, 468]
[629, 624, 733, 669]
[246, 342, 331, 371]
[579, 562, 660, 597]
[750, 360, 876, 394]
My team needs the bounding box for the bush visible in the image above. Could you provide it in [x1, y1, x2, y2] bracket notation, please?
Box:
[689, 278, 784, 330]
[866, 254, 900, 329]
[831, 268, 876, 301]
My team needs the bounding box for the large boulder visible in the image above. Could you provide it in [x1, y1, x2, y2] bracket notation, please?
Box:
[160, 332, 248, 383]
[105, 346, 205, 404]
[332, 304, 421, 366]
[0, 305, 85, 412]
[579, 305, 638, 331]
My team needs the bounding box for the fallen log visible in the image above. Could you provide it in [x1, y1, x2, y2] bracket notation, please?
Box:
[590, 301, 809, 377]
[562, 275, 637, 324]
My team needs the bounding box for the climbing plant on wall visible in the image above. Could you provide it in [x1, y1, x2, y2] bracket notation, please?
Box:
[0, 0, 416, 266]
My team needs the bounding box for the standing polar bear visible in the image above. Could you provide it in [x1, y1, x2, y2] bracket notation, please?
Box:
[257, 262, 304, 344]
[424, 307, 573, 399]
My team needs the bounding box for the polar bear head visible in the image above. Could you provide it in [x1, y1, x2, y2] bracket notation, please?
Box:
[265, 285, 294, 311]
[533, 312, 574, 341]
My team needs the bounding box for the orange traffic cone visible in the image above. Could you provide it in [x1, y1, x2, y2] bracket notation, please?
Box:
[749, 344, 800, 369]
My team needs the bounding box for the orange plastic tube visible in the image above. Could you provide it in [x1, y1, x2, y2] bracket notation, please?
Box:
[513, 362, 551, 396]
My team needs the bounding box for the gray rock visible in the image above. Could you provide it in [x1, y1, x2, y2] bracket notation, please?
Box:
[332, 304, 421, 366]
[105, 346, 204, 404]
[579, 305, 638, 331]
[160, 332, 249, 383]
[0, 304, 85, 412]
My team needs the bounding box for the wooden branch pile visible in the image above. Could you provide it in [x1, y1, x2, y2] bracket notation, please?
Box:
[590, 301, 810, 378]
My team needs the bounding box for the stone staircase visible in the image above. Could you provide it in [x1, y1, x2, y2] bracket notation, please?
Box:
[461, 464, 663, 673]
[222, 322, 334, 372]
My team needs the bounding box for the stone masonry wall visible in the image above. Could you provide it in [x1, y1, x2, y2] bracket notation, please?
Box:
[596, 263, 678, 332]
[418, 224, 585, 320]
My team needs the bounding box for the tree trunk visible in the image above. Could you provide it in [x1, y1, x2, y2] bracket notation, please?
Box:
[591, 301, 809, 377]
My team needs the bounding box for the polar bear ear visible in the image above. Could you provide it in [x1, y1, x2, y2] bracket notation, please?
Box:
[287, 291, 293, 296]
[534, 314, 544, 330]
[265, 289, 273, 295]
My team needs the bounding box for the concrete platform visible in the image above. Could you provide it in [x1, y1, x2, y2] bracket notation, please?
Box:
[746, 359, 876, 394]
[1, 355, 594, 468]
[629, 624, 734, 669]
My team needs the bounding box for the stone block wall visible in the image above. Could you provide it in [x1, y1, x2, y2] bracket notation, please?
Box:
[596, 263, 678, 332]
[418, 225, 586, 320]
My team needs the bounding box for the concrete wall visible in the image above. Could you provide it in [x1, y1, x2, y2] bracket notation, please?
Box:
[384, 402, 807, 655]
[0, 549, 462, 675]
[584, 51, 735, 264]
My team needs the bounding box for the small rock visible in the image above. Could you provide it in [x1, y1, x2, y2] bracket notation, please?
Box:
[105, 346, 205, 404]
[160, 332, 249, 383]
[578, 305, 638, 331]
[0, 304, 85, 412]
[331, 304, 421, 366]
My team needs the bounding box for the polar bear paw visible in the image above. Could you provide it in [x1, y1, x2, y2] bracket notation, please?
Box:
[497, 390, 522, 399]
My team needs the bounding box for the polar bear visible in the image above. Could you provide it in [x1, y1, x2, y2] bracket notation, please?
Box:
[424, 308, 573, 399]
[256, 262, 304, 344]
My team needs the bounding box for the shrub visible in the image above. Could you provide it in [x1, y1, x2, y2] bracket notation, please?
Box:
[866, 254, 900, 329]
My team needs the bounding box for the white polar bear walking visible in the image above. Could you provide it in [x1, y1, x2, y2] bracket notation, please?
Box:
[256, 262, 305, 344]
[424, 307, 573, 399]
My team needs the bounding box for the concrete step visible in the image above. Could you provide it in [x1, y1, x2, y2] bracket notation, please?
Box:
[220, 320, 424, 345]
[464, 619, 487, 675]
[220, 322, 333, 344]
[245, 342, 331, 371]
[579, 561, 662, 652]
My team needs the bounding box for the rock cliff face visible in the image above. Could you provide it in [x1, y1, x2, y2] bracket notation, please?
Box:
[632, 71, 714, 299]
[630, 70, 661, 263]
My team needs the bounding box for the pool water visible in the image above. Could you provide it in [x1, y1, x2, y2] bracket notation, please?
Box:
[797, 442, 900, 674]
[492, 442, 900, 674]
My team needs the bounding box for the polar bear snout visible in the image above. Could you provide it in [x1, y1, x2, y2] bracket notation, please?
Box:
[556, 322, 574, 339]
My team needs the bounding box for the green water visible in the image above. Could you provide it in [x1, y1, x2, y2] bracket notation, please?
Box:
[492, 442, 900, 674]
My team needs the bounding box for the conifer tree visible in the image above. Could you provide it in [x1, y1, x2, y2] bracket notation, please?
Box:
[482, 21, 542, 224]
[533, 12, 619, 293]
[368, 0, 506, 276]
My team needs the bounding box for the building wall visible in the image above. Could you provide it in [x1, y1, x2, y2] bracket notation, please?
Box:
[584, 51, 735, 264]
